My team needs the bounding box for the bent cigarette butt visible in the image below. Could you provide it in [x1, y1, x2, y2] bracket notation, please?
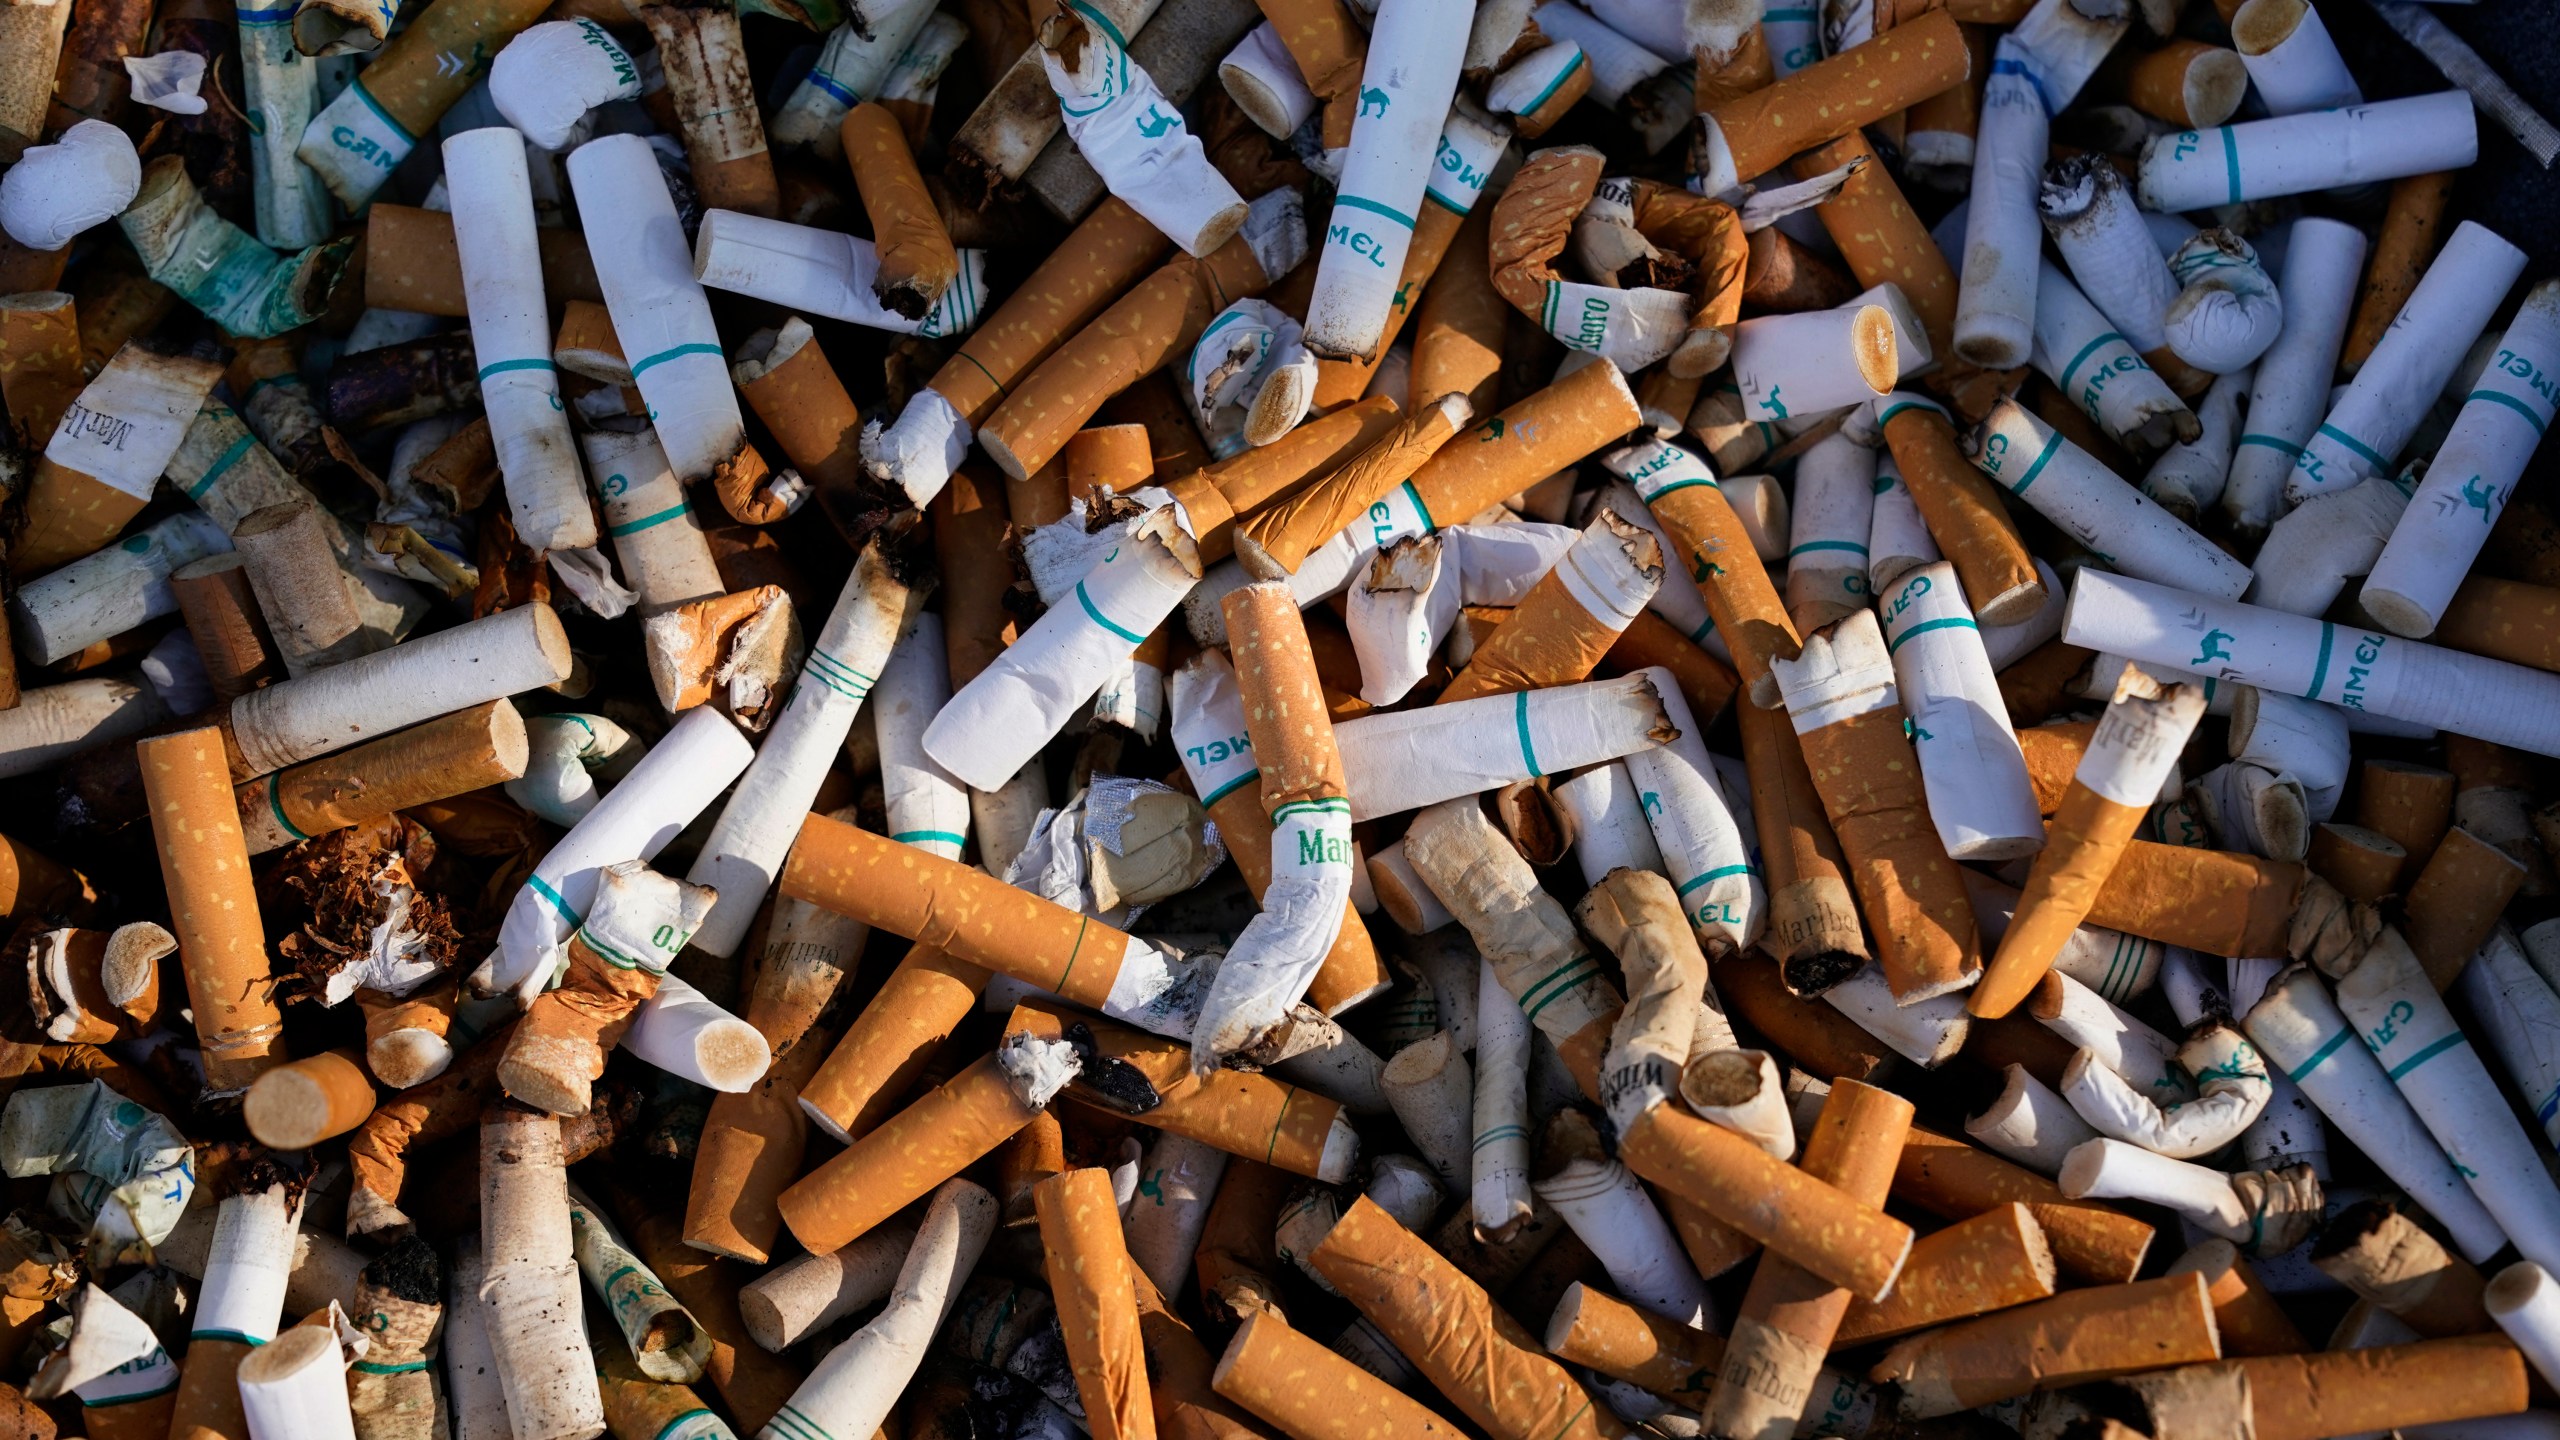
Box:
[841, 102, 957, 318]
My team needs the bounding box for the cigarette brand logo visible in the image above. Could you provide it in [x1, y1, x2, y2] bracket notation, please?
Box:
[1758, 384, 1787, 418]
[1359, 86, 1388, 118]
[1134, 104, 1179, 138]
[1296, 829, 1349, 866]
[56, 401, 133, 452]
[1573, 297, 1610, 352]
[1326, 223, 1390, 269]
[331, 127, 400, 170]
[2190, 629, 2233, 665]
[1883, 573, 1931, 621]
[2171, 131, 2201, 162]
[2495, 347, 2557, 406]
[2460, 474, 2499, 523]
[1433, 135, 1487, 194]
[2339, 632, 2385, 709]
[578, 19, 638, 86]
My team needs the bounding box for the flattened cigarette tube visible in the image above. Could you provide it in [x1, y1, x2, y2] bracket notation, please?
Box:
[2364, 279, 2560, 636]
[568, 135, 745, 484]
[1301, 0, 1469, 360]
[924, 508, 1198, 791]
[1333, 673, 1673, 820]
[226, 602, 572, 779]
[762, 1183, 992, 1440]
[1972, 672, 2207, 1018]
[1876, 562, 2043, 861]
[693, 212, 985, 339]
[2136, 90, 2478, 212]
[142, 728, 286, 1090]
[482, 706, 753, 998]
[2222, 218, 2366, 540]
[1973, 400, 2247, 598]
[480, 1108, 606, 1440]
[445, 127, 592, 556]
[2061, 568, 2560, 758]
[1771, 609, 1983, 1004]
[685, 538, 916, 959]
[2289, 220, 2527, 502]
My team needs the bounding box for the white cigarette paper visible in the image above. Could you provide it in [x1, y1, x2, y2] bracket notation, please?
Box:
[490, 21, 644, 151]
[2136, 91, 2478, 212]
[11, 511, 231, 666]
[2222, 218, 2366, 538]
[695, 210, 987, 340]
[1875, 562, 2043, 861]
[1040, 3, 1245, 256]
[1974, 400, 2247, 598]
[1333, 673, 1672, 820]
[1472, 964, 1535, 1238]
[479, 1111, 606, 1440]
[1622, 667, 1762, 956]
[767, 0, 939, 157]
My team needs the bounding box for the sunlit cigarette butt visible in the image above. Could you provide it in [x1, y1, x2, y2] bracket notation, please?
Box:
[777, 1040, 1053, 1256]
[1728, 304, 1899, 424]
[1308, 1197, 1618, 1439]
[1792, 132, 1957, 362]
[840, 102, 955, 318]
[1437, 510, 1660, 704]
[594, 1181, 803, 1433]
[169, 1178, 299, 1440]
[1544, 1280, 1718, 1411]
[8, 508, 223, 669]
[1166, 397, 1401, 563]
[2310, 1198, 2487, 1337]
[1870, 1271, 2219, 1419]
[1212, 1310, 1456, 1440]
[2138, 90, 2475, 214]
[139, 727, 285, 1091]
[1877, 561, 2044, 861]
[2158, 1239, 2306, 1358]
[1694, 9, 1968, 195]
[1532, 1110, 1712, 1328]
[632, 0, 777, 218]
[1832, 1203, 2058, 1349]
[1618, 1101, 1913, 1303]
[735, 1224, 913, 1351]
[241, 1050, 376, 1152]
[478, 1106, 606, 1440]
[15, 344, 223, 579]
[1874, 395, 2042, 623]
[236, 1321, 361, 1440]
[2083, 1334, 2527, 1440]
[360, 205, 601, 320]
[1410, 203, 1508, 420]
[1974, 400, 2246, 598]
[1005, 1004, 1357, 1182]
[1732, 668, 1868, 991]
[1239, 397, 1467, 573]
[2232, 0, 2359, 116]
[2403, 827, 2527, 989]
[292, 0, 549, 209]
[1893, 1126, 2154, 1284]
[1606, 438, 1798, 706]
[1028, 1168, 1153, 1440]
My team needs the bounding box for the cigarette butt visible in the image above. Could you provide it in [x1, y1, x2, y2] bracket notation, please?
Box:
[779, 810, 1135, 1012]
[797, 943, 988, 1144]
[594, 1179, 806, 1433]
[841, 103, 957, 318]
[357, 978, 457, 1090]
[1440, 511, 1661, 705]
[1794, 132, 1957, 363]
[1870, 1271, 2220, 1417]
[2124, 39, 2249, 128]
[732, 319, 864, 505]
[2436, 575, 2560, 675]
[1212, 1310, 1461, 1439]
[0, 291, 80, 442]
[16, 343, 224, 578]
[1031, 1169, 1153, 1440]
[777, 1046, 1045, 1255]
[1710, 951, 1891, 1083]
[2164, 1238, 2309, 1357]
[2403, 826, 2527, 990]
[173, 556, 288, 702]
[2079, 839, 2304, 959]
[2311, 1198, 2488, 1337]
[1240, 398, 1468, 573]
[1067, 424, 1157, 495]
[2343, 172, 2458, 376]
[1875, 395, 2045, 625]
[1610, 439, 1800, 706]
[21, 920, 167, 1040]
[1703, 1078, 1913, 1439]
[1309, 1196, 1624, 1440]
[1543, 1281, 1720, 1411]
[2087, 1334, 2526, 1440]
[1603, 610, 1741, 729]
[359, 205, 600, 319]
[1696, 10, 1968, 193]
[1893, 1126, 2155, 1284]
[1740, 227, 1859, 314]
[1004, 1004, 1356, 1182]
[1410, 361, 1643, 543]
[1732, 691, 1869, 990]
[243, 1049, 377, 1150]
[1618, 1101, 1912, 1303]
[1166, 397, 1401, 562]
[930, 468, 1017, 688]
[2014, 720, 2095, 816]
[1833, 1202, 2059, 1348]
[1410, 201, 1507, 421]
[2357, 757, 2457, 890]
[736, 1222, 915, 1352]
[234, 700, 529, 855]
[139, 727, 285, 1092]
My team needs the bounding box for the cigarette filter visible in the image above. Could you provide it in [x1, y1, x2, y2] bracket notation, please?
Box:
[2161, 1238, 2306, 1358]
[1695, 9, 1968, 195]
[1734, 688, 1870, 990]
[1894, 1126, 2156, 1284]
[1704, 1079, 1915, 1440]
[1796, 131, 1958, 362]
[1442, 510, 1661, 703]
[1870, 1271, 2220, 1417]
[0, 290, 80, 442]
[1299, 0, 1467, 359]
[1877, 562, 2044, 861]
[1618, 1101, 1912, 1302]
[2231, 0, 2360, 116]
[736, 1223, 914, 1351]
[140, 728, 285, 1092]
[766, 0, 938, 156]
[2344, 171, 2458, 377]
[1488, 150, 1746, 377]
[10, 509, 229, 667]
[580, 427, 723, 618]
[15, 343, 223, 579]
[1031, 1169, 1153, 1440]
[1834, 1202, 2059, 1346]
[777, 1040, 1057, 1255]
[764, 1183, 992, 1440]
[2031, 259, 2197, 455]
[2136, 89, 2477, 213]
[486, 19, 645, 151]
[242, 1049, 377, 1151]
[1578, 867, 1707, 1128]
[1617, 665, 1763, 957]
[114, 158, 350, 342]
[237, 1323, 359, 1440]
[1607, 437, 1800, 704]
[1040, 6, 1244, 259]
[2487, 1262, 2560, 1394]
[1783, 431, 1877, 634]
[2086, 1334, 2526, 1440]
[1532, 1112, 1712, 1328]
[2062, 568, 2560, 758]
[1874, 394, 2044, 624]
[596, 1181, 804, 1431]
[40, 1283, 178, 1440]
[502, 862, 716, 1116]
[1310, 1196, 1625, 1440]
[1211, 1310, 1462, 1439]
[171, 1183, 300, 1440]
[1770, 609, 1982, 1003]
[684, 535, 918, 959]
[1542, 1281, 1721, 1412]
[1973, 671, 2206, 1017]
[292, 0, 548, 209]
[1951, 34, 2051, 370]
[1333, 672, 1673, 820]
[1728, 304, 1899, 423]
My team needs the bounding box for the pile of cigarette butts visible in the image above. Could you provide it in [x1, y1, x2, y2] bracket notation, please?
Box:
[6, 0, 2560, 1432]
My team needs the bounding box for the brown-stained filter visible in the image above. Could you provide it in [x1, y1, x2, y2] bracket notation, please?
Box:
[1893, 1127, 2155, 1285]
[1869, 1272, 2221, 1417]
[797, 943, 989, 1143]
[1603, 610, 1741, 729]
[2079, 840, 2304, 957]
[638, 0, 779, 217]
[1878, 400, 2044, 624]
[1309, 1197, 1626, 1440]
[139, 727, 286, 1092]
[1033, 1169, 1155, 1440]
[1223, 582, 1348, 810]
[1735, 694, 1869, 991]
[734, 321, 865, 504]
[1212, 1310, 1463, 1439]
[174, 555, 287, 702]
[1618, 1103, 1912, 1303]
[1833, 1203, 2059, 1347]
[1066, 424, 1158, 496]
[2343, 173, 2457, 375]
[841, 101, 959, 318]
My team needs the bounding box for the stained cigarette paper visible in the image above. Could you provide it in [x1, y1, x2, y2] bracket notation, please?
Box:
[2070, 1335, 2527, 1440]
[1870, 1272, 2220, 1418]
[693, 210, 986, 340]
[2137, 90, 2478, 212]
[1606, 437, 1800, 705]
[1040, 6, 1243, 259]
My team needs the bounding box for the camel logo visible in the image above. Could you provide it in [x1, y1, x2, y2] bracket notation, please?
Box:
[1359, 86, 1388, 117]
[2192, 628, 2234, 666]
[1135, 104, 1178, 138]
[2463, 474, 2499, 522]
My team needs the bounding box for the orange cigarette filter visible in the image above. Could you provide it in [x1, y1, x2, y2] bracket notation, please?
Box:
[1034, 1168, 1155, 1440]
[234, 700, 527, 851]
[1692, 25, 1772, 112]
[168, 1333, 254, 1440]
[2016, 720, 2095, 816]
[1241, 400, 1467, 572]
[777, 1051, 1040, 1256]
[978, 229, 1281, 481]
[1893, 1127, 2155, 1284]
[1833, 1203, 2059, 1347]
[1258, 0, 1362, 99]
[139, 728, 286, 1092]
[780, 811, 1135, 1011]
[2166, 1238, 2309, 1357]
[358, 979, 455, 1089]
[797, 942, 988, 1143]
[1439, 512, 1660, 704]
[1212, 1310, 1463, 1439]
[1004, 1005, 1349, 1181]
[1409, 202, 1506, 420]
[0, 291, 79, 443]
[2357, 758, 2456, 889]
[2123, 39, 2246, 127]
[2403, 826, 2527, 990]
[930, 197, 1172, 428]
[1701, 9, 1969, 186]
[2437, 576, 2560, 673]
[2308, 823, 2405, 905]
[1869, 1272, 2222, 1417]
[361, 203, 602, 317]
[0, 832, 97, 927]
[1128, 1268, 1272, 1440]
[2080, 840, 2304, 958]
[1309, 1197, 1628, 1440]
[1707, 1080, 1914, 1440]
[2090, 1335, 2526, 1440]
[343, 1023, 513, 1232]
[2343, 173, 2457, 374]
[686, 1025, 836, 1263]
[1714, 951, 1894, 1083]
[841, 101, 959, 318]
[735, 321, 864, 502]
[931, 468, 1017, 687]
[1618, 1102, 1913, 1303]
[1603, 610, 1741, 728]
[242, 1049, 377, 1151]
[1195, 1159, 1290, 1322]
[1166, 396, 1403, 562]
[1543, 1281, 1721, 1411]
[1066, 424, 1157, 496]
[1643, 480, 1800, 706]
[1740, 227, 1858, 314]
[1879, 399, 2044, 624]
[1735, 690, 1869, 991]
[1795, 131, 1957, 361]
[1406, 357, 1644, 532]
